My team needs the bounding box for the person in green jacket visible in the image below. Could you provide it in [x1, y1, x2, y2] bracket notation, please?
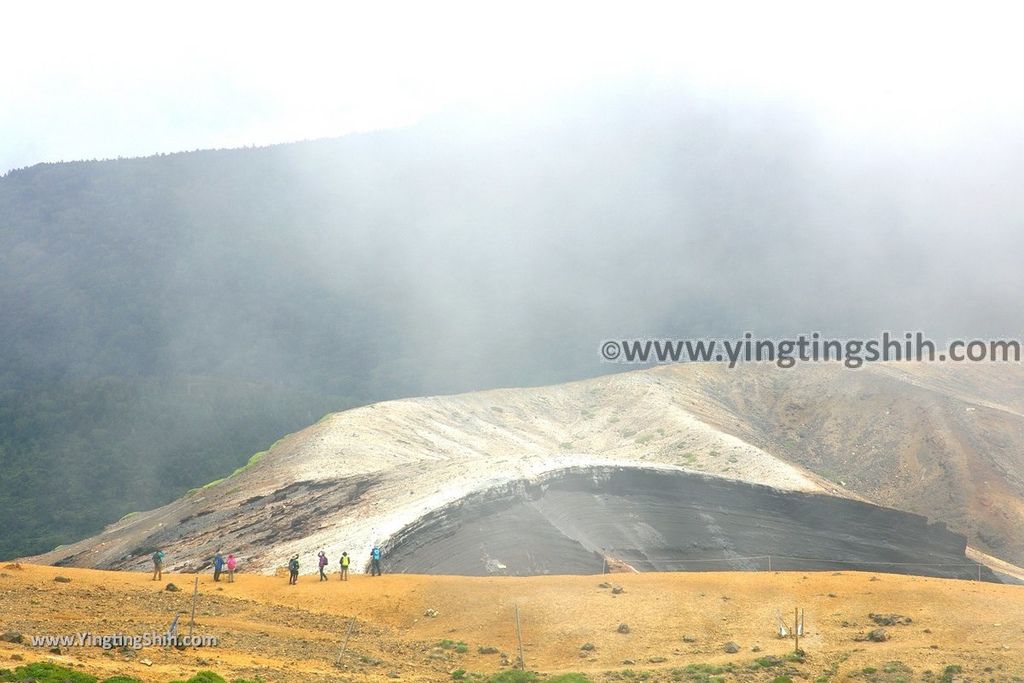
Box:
[152, 549, 165, 581]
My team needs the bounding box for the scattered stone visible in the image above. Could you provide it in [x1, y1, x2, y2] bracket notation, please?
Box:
[828, 593, 838, 598]
[388, 672, 401, 679]
[3, 563, 22, 571]
[611, 585, 624, 594]
[598, 582, 611, 588]
[648, 655, 667, 663]
[923, 628, 932, 633]
[723, 641, 740, 653]
[165, 583, 181, 592]
[751, 644, 761, 652]
[49, 647, 61, 654]
[617, 623, 630, 634]
[622, 659, 636, 665]
[53, 576, 72, 583]
[10, 654, 23, 661]
[0, 631, 23, 644]
[866, 628, 888, 642]
[140, 658, 153, 666]
[424, 608, 439, 618]
[580, 643, 595, 651]
[870, 613, 912, 626]
[478, 646, 499, 654]
[682, 635, 697, 643]
[870, 576, 880, 581]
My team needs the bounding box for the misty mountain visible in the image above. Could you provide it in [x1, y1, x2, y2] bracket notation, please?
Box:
[2, 83, 1022, 559]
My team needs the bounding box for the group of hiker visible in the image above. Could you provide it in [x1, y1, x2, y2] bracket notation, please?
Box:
[150, 548, 237, 582]
[212, 550, 237, 582]
[150, 545, 381, 583]
[287, 545, 382, 584]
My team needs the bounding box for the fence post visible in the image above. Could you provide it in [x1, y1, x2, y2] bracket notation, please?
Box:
[794, 607, 800, 653]
[514, 604, 525, 670]
[187, 576, 199, 646]
[336, 618, 355, 664]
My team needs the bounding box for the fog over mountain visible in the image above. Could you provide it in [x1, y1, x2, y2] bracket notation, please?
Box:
[2, 81, 1022, 559]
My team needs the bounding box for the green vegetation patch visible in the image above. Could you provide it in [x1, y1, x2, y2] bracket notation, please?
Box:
[484, 672, 539, 683]
[669, 662, 736, 682]
[167, 672, 228, 683]
[0, 662, 97, 683]
[939, 665, 963, 683]
[439, 638, 469, 653]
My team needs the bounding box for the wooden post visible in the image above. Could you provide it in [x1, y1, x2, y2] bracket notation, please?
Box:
[188, 576, 199, 645]
[793, 607, 799, 653]
[767, 555, 772, 572]
[977, 564, 982, 582]
[514, 604, 525, 670]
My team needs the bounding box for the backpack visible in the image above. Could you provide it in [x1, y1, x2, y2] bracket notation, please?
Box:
[288, 558, 298, 572]
[153, 551, 163, 563]
[341, 555, 350, 567]
[372, 547, 381, 560]
[319, 554, 328, 567]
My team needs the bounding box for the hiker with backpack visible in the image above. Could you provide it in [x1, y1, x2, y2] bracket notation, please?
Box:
[213, 550, 225, 582]
[339, 551, 350, 581]
[152, 549, 165, 581]
[317, 550, 329, 581]
[370, 545, 382, 576]
[226, 553, 237, 582]
[288, 554, 300, 585]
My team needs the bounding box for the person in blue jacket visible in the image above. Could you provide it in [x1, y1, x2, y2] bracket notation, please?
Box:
[370, 545, 383, 576]
[213, 550, 225, 582]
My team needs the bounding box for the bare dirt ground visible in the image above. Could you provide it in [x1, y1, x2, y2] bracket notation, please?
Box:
[2, 563, 1023, 682]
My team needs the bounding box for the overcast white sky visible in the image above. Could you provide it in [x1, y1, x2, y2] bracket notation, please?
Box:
[2, 0, 1023, 173]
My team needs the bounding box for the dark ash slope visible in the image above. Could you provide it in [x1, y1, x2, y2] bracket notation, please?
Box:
[384, 466, 996, 582]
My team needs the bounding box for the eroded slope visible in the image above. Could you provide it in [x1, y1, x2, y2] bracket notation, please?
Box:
[26, 363, 1024, 573]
